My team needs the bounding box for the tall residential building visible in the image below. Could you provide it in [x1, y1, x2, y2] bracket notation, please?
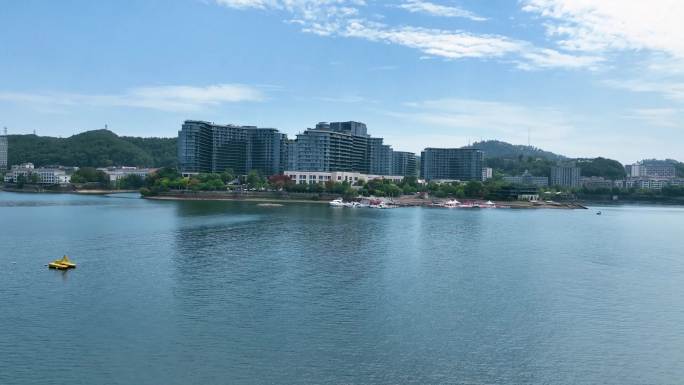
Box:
[0, 128, 7, 171]
[289, 128, 353, 172]
[420, 148, 484, 181]
[288, 121, 397, 176]
[368, 137, 392, 175]
[626, 160, 676, 179]
[391, 151, 417, 177]
[178, 120, 286, 176]
[550, 163, 581, 187]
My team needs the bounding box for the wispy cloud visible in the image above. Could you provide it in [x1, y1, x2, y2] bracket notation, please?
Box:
[395, 0, 487, 21]
[386, 98, 576, 144]
[521, 0, 684, 58]
[213, 0, 600, 70]
[603, 79, 684, 101]
[0, 84, 265, 112]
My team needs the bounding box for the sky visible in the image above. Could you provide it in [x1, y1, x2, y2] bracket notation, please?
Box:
[1, 0, 683, 163]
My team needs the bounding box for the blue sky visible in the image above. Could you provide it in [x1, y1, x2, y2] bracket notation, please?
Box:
[1, 0, 683, 163]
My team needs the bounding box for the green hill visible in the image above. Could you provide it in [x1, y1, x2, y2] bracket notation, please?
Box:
[465, 140, 565, 161]
[465, 140, 630, 179]
[7, 130, 177, 168]
[576, 157, 626, 179]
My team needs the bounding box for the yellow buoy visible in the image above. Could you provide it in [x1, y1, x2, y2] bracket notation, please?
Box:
[48, 255, 76, 269]
[58, 255, 76, 268]
[48, 262, 68, 270]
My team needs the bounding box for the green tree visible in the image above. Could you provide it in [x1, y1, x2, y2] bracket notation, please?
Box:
[71, 167, 109, 185]
[117, 174, 144, 189]
[464, 181, 484, 198]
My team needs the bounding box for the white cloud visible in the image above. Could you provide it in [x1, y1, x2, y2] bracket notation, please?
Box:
[214, 0, 599, 70]
[603, 79, 684, 101]
[0, 84, 265, 112]
[521, 0, 684, 58]
[342, 21, 519, 59]
[395, 0, 487, 21]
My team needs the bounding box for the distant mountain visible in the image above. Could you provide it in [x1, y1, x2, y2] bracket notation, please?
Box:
[7, 130, 177, 168]
[464, 140, 566, 161]
[465, 140, 631, 180]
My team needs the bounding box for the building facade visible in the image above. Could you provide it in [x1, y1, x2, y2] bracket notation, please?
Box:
[285, 170, 403, 185]
[179, 120, 410, 178]
[626, 161, 676, 179]
[420, 148, 484, 181]
[550, 164, 581, 187]
[288, 121, 397, 176]
[482, 167, 493, 181]
[391, 151, 417, 177]
[97, 167, 155, 183]
[580, 176, 614, 189]
[178, 120, 286, 176]
[503, 170, 549, 186]
[3, 163, 70, 185]
[368, 137, 392, 175]
[0, 130, 7, 171]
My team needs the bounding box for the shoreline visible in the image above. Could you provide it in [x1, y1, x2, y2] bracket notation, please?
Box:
[144, 191, 587, 209]
[145, 195, 331, 204]
[1, 187, 138, 195]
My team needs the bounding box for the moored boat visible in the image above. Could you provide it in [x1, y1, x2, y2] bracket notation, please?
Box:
[329, 198, 345, 207]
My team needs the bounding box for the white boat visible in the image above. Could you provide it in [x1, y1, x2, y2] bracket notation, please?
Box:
[443, 199, 461, 208]
[369, 201, 388, 209]
[329, 198, 345, 207]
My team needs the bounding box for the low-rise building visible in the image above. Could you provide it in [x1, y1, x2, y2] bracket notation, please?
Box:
[581, 176, 614, 189]
[284, 171, 403, 185]
[503, 170, 549, 186]
[3, 163, 71, 185]
[98, 167, 155, 183]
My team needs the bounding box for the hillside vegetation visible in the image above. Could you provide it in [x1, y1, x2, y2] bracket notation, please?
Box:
[7, 130, 177, 168]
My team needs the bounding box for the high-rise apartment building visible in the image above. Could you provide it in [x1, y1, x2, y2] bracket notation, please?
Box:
[550, 163, 581, 187]
[368, 137, 392, 175]
[0, 128, 7, 171]
[420, 148, 484, 181]
[288, 121, 396, 175]
[179, 120, 408, 178]
[178, 120, 286, 176]
[391, 151, 417, 177]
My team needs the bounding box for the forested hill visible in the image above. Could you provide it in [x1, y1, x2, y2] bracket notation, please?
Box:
[465, 140, 629, 179]
[7, 130, 177, 168]
[464, 140, 565, 161]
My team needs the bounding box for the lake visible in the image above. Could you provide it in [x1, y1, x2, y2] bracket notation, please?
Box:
[1, 192, 684, 385]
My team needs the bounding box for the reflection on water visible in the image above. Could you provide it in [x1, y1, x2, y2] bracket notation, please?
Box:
[2, 191, 684, 385]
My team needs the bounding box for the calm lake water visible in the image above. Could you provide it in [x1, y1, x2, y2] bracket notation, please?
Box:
[1, 192, 684, 385]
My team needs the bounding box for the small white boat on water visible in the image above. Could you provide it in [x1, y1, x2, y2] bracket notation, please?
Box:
[443, 199, 461, 208]
[329, 198, 346, 207]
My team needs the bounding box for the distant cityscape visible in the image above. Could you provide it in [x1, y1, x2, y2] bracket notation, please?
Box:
[1, 121, 683, 194]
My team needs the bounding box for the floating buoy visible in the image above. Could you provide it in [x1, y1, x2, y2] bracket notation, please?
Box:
[48, 255, 76, 269]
